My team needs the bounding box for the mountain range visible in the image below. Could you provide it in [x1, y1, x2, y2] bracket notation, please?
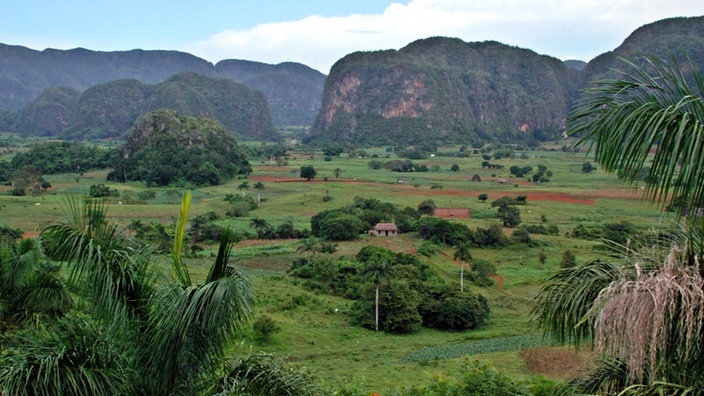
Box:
[0, 16, 702, 144]
[0, 45, 325, 129]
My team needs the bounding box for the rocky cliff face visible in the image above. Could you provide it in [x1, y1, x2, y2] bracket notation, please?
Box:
[309, 16, 704, 146]
[309, 38, 579, 145]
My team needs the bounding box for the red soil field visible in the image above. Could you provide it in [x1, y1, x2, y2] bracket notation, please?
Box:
[248, 175, 647, 205]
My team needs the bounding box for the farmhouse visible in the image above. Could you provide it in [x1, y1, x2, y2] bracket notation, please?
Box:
[369, 223, 398, 236]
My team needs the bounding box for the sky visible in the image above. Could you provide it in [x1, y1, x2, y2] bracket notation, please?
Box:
[2, 1, 703, 73]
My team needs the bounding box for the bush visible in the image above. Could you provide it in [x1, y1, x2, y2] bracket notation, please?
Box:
[418, 200, 436, 215]
[253, 316, 280, 341]
[88, 184, 118, 198]
[460, 360, 528, 395]
[300, 165, 317, 180]
[466, 259, 496, 287]
[560, 250, 576, 268]
[311, 211, 366, 241]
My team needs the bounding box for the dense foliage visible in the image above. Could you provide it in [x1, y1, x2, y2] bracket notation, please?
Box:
[416, 217, 508, 248]
[107, 110, 251, 186]
[8, 141, 116, 175]
[289, 245, 490, 334]
[0, 195, 264, 395]
[310, 197, 419, 241]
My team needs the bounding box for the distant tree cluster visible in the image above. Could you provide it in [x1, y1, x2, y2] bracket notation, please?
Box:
[10, 141, 117, 175]
[383, 159, 429, 172]
[288, 245, 490, 333]
[310, 197, 419, 241]
[0, 141, 116, 195]
[416, 217, 508, 248]
[248, 217, 310, 240]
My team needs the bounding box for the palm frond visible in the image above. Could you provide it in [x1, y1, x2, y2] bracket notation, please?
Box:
[40, 197, 155, 321]
[18, 263, 73, 317]
[147, 274, 254, 393]
[590, 248, 704, 383]
[171, 190, 192, 287]
[566, 356, 631, 395]
[0, 313, 136, 396]
[531, 259, 628, 346]
[569, 56, 704, 217]
[208, 227, 236, 283]
[216, 352, 322, 396]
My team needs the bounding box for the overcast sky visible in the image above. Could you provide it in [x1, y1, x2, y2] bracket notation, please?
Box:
[2, 1, 702, 73]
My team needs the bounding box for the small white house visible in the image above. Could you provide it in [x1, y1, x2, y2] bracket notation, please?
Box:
[369, 223, 398, 237]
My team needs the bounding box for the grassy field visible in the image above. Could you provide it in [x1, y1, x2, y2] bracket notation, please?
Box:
[0, 139, 676, 392]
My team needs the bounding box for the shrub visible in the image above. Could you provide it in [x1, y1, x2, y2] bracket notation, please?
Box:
[88, 184, 118, 198]
[466, 259, 496, 287]
[460, 360, 528, 395]
[300, 165, 317, 180]
[253, 316, 280, 341]
[417, 200, 436, 215]
[560, 250, 576, 268]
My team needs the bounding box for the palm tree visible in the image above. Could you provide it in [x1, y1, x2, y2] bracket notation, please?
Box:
[1, 194, 255, 395]
[253, 181, 265, 205]
[296, 237, 320, 264]
[147, 191, 255, 394]
[533, 56, 704, 393]
[453, 242, 472, 291]
[362, 259, 393, 332]
[249, 216, 271, 239]
[237, 181, 249, 197]
[0, 237, 72, 328]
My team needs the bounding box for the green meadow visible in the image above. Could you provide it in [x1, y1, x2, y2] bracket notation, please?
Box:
[0, 138, 675, 392]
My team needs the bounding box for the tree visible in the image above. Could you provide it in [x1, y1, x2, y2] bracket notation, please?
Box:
[453, 242, 472, 292]
[478, 193, 488, 202]
[533, 57, 704, 393]
[296, 237, 321, 264]
[0, 238, 72, 328]
[361, 259, 394, 331]
[417, 199, 436, 215]
[498, 204, 521, 228]
[249, 216, 272, 239]
[450, 164, 460, 171]
[237, 180, 249, 196]
[581, 162, 595, 173]
[300, 165, 317, 181]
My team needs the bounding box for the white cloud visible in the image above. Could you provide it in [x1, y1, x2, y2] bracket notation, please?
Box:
[184, 0, 703, 73]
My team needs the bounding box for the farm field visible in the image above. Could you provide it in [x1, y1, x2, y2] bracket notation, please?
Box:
[0, 140, 676, 392]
